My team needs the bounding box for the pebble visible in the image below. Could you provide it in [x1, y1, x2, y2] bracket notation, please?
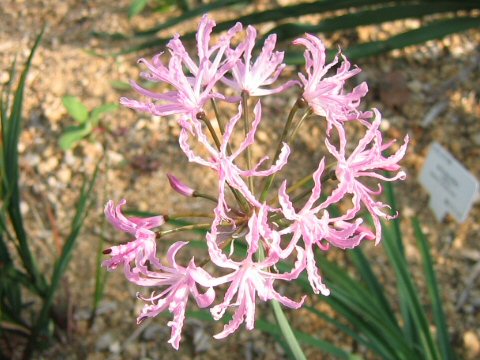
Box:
[95, 332, 115, 352]
[38, 156, 58, 174]
[464, 331, 480, 357]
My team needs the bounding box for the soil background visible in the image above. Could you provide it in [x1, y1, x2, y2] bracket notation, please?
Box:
[1, 1, 479, 359]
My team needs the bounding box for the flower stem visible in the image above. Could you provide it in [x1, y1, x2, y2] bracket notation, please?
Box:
[260, 98, 303, 202]
[211, 99, 226, 135]
[199, 113, 222, 150]
[288, 108, 313, 142]
[241, 91, 254, 193]
[157, 223, 212, 237]
[193, 191, 219, 204]
[198, 113, 249, 213]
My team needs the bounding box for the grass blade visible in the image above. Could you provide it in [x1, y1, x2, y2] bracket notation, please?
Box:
[413, 217, 456, 360]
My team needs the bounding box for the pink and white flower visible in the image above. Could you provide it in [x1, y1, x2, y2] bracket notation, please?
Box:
[206, 206, 305, 338]
[135, 242, 215, 350]
[278, 160, 374, 295]
[103, 199, 165, 276]
[294, 34, 370, 131]
[324, 109, 409, 242]
[222, 25, 298, 96]
[120, 15, 243, 121]
[179, 101, 290, 219]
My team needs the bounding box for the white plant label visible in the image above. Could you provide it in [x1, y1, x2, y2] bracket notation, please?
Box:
[419, 142, 478, 222]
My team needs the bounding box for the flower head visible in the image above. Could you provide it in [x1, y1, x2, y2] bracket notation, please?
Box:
[222, 25, 298, 96]
[103, 199, 165, 275]
[120, 15, 243, 121]
[278, 160, 373, 294]
[324, 109, 409, 242]
[294, 34, 370, 131]
[135, 242, 215, 350]
[206, 206, 305, 338]
[179, 101, 290, 219]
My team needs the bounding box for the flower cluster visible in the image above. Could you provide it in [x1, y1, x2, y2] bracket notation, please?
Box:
[105, 15, 408, 350]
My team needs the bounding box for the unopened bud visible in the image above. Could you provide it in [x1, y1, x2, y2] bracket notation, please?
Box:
[167, 174, 195, 197]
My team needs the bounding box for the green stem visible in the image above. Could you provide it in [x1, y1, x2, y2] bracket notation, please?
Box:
[241, 91, 254, 193]
[210, 99, 225, 135]
[199, 113, 249, 213]
[260, 98, 303, 202]
[288, 108, 313, 143]
[193, 191, 218, 204]
[157, 223, 212, 237]
[199, 112, 222, 150]
[257, 240, 306, 360]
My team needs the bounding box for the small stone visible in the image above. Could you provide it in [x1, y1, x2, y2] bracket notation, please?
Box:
[38, 156, 59, 174]
[57, 166, 71, 183]
[464, 331, 480, 357]
[96, 332, 115, 352]
[109, 341, 121, 354]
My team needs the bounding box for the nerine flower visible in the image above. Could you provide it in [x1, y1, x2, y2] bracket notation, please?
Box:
[278, 159, 374, 295]
[135, 242, 215, 350]
[323, 109, 409, 242]
[179, 101, 290, 219]
[294, 34, 370, 131]
[206, 206, 305, 338]
[222, 25, 298, 96]
[168, 14, 243, 86]
[103, 199, 166, 277]
[120, 16, 243, 120]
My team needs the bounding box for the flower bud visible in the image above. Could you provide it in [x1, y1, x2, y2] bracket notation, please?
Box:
[167, 174, 195, 197]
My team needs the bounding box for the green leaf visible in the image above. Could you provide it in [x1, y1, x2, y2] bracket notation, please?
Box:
[286, 16, 480, 63]
[4, 29, 47, 296]
[383, 223, 440, 360]
[129, 0, 149, 18]
[265, 2, 479, 41]
[59, 123, 93, 150]
[413, 217, 456, 360]
[271, 300, 307, 360]
[134, 0, 250, 37]
[90, 103, 118, 127]
[25, 162, 100, 355]
[187, 309, 352, 359]
[62, 96, 89, 124]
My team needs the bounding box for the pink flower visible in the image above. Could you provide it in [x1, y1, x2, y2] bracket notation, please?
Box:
[179, 101, 290, 219]
[324, 109, 409, 242]
[103, 200, 166, 275]
[120, 15, 243, 120]
[135, 242, 215, 350]
[168, 15, 243, 86]
[294, 34, 370, 131]
[167, 173, 195, 197]
[278, 159, 373, 295]
[222, 25, 298, 96]
[206, 206, 305, 338]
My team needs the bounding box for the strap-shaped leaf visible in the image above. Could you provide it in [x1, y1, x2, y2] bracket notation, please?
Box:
[286, 16, 480, 63]
[266, 2, 479, 41]
[413, 217, 456, 360]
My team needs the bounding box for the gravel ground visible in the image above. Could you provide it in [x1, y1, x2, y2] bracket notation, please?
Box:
[1, 1, 479, 359]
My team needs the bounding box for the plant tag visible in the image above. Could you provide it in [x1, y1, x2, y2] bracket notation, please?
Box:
[419, 142, 478, 222]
